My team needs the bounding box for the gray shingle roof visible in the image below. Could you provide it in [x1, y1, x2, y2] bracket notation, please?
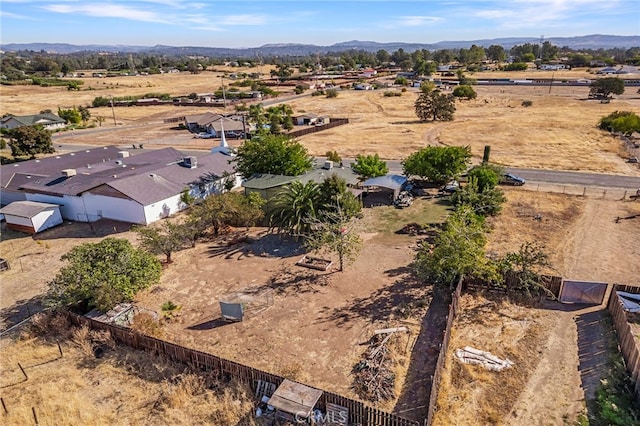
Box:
[0, 200, 60, 218]
[1, 146, 237, 205]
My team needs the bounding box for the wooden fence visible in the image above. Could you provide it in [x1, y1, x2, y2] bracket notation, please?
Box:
[425, 276, 463, 425]
[288, 118, 349, 138]
[607, 285, 640, 404]
[462, 272, 563, 299]
[66, 312, 419, 426]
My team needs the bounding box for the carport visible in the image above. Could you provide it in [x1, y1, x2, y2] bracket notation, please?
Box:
[362, 175, 408, 201]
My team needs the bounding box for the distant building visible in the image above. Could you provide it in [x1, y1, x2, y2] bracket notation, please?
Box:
[0, 113, 66, 130]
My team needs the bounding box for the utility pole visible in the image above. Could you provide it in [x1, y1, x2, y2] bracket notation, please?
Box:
[109, 95, 117, 126]
[221, 76, 227, 108]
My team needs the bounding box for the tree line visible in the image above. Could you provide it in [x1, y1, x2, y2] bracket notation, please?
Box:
[3, 44, 639, 81]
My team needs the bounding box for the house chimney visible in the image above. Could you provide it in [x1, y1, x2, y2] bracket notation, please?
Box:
[183, 156, 197, 169]
[117, 151, 130, 158]
[323, 161, 333, 170]
[62, 168, 77, 177]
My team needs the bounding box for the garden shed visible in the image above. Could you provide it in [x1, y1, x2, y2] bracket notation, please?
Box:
[0, 201, 62, 234]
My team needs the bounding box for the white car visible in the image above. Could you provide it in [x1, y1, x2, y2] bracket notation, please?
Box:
[194, 132, 215, 139]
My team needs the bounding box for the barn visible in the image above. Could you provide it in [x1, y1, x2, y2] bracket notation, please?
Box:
[0, 201, 63, 234]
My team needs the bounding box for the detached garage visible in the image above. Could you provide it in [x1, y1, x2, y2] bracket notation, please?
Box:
[0, 201, 63, 234]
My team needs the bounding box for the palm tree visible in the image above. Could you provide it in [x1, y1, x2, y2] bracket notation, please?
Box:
[267, 181, 320, 237]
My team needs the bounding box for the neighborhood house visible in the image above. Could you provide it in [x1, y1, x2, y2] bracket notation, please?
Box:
[0, 113, 67, 130]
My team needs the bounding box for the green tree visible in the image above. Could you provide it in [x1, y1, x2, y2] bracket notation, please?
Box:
[58, 107, 82, 125]
[325, 150, 342, 164]
[134, 221, 186, 264]
[415, 90, 456, 122]
[325, 88, 338, 98]
[270, 63, 293, 82]
[267, 180, 321, 236]
[452, 85, 477, 100]
[451, 177, 506, 217]
[402, 146, 471, 183]
[590, 77, 625, 99]
[598, 110, 640, 135]
[233, 134, 313, 178]
[47, 238, 162, 312]
[466, 164, 503, 191]
[500, 242, 551, 297]
[486, 45, 506, 62]
[8, 126, 54, 158]
[352, 154, 388, 180]
[78, 105, 91, 123]
[414, 206, 495, 287]
[304, 206, 363, 272]
[189, 192, 261, 236]
[317, 174, 361, 220]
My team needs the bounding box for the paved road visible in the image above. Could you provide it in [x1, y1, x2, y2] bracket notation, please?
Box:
[53, 145, 640, 191]
[340, 158, 640, 190]
[506, 167, 640, 190]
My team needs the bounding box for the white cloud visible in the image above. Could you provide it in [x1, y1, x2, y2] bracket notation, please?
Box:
[42, 3, 170, 23]
[397, 15, 443, 27]
[0, 10, 35, 19]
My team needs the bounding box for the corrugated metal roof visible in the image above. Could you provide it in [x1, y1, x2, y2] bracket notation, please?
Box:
[0, 200, 60, 218]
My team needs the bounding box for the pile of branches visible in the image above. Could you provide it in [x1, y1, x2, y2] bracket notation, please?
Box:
[351, 334, 396, 402]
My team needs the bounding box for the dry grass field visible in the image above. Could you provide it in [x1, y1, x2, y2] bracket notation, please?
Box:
[3, 68, 639, 175]
[0, 316, 256, 426]
[432, 293, 582, 426]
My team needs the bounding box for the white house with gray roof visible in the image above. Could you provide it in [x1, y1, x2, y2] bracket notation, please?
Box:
[0, 113, 66, 130]
[0, 146, 240, 225]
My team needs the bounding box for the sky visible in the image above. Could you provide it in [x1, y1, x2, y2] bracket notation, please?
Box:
[1, 0, 639, 48]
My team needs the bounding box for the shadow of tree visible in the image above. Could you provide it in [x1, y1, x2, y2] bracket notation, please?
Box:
[393, 287, 451, 422]
[318, 264, 429, 326]
[253, 265, 331, 296]
[575, 310, 615, 418]
[207, 232, 305, 260]
[0, 294, 47, 332]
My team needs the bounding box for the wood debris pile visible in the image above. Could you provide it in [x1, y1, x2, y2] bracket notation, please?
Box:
[351, 334, 396, 402]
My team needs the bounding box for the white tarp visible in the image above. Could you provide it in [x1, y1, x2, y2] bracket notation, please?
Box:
[455, 346, 514, 371]
[617, 292, 640, 313]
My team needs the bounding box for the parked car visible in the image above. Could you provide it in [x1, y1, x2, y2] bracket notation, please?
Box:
[226, 131, 245, 139]
[194, 132, 215, 139]
[440, 180, 460, 194]
[502, 173, 526, 186]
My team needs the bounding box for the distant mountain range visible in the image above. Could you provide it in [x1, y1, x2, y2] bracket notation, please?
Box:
[2, 35, 638, 56]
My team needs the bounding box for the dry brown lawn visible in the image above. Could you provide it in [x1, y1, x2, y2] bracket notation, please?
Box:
[432, 293, 568, 426]
[0, 317, 256, 426]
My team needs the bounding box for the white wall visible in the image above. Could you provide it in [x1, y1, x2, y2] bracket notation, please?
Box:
[25, 193, 85, 221]
[4, 214, 32, 227]
[82, 193, 146, 224]
[143, 193, 183, 225]
[32, 208, 63, 232]
[0, 189, 27, 206]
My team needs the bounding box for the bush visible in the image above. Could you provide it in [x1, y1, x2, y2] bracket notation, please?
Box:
[325, 88, 338, 98]
[502, 62, 528, 71]
[522, 100, 533, 107]
[383, 91, 402, 97]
